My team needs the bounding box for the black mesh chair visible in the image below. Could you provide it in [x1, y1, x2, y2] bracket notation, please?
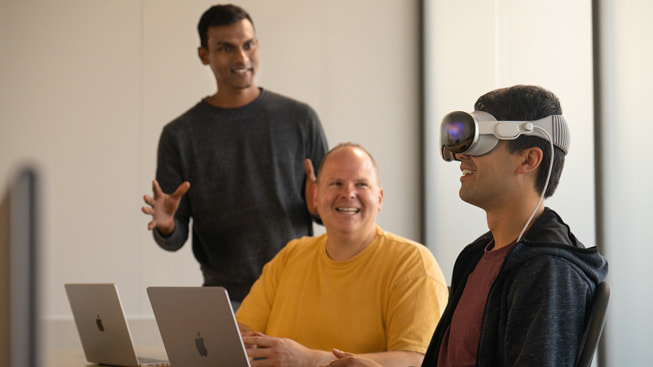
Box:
[575, 282, 610, 367]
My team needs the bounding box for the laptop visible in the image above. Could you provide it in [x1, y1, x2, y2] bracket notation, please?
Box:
[147, 286, 250, 367]
[64, 283, 170, 366]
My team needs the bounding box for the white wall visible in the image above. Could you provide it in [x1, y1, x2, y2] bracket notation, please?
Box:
[598, 1, 653, 365]
[0, 0, 422, 353]
[424, 0, 595, 281]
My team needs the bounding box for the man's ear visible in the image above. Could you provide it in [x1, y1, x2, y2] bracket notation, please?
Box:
[377, 187, 384, 212]
[517, 147, 544, 174]
[198, 46, 209, 65]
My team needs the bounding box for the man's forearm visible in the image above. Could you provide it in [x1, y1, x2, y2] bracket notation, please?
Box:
[307, 349, 339, 366]
[358, 350, 423, 367]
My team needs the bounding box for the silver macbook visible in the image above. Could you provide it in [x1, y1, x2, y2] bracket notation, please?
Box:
[147, 286, 250, 367]
[64, 283, 169, 366]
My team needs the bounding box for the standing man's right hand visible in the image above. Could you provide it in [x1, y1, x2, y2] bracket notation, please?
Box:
[142, 179, 190, 235]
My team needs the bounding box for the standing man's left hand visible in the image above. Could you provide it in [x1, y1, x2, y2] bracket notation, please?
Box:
[304, 158, 319, 217]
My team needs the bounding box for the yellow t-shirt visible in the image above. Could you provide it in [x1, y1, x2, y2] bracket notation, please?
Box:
[236, 226, 448, 354]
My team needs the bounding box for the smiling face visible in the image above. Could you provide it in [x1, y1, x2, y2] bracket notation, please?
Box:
[314, 146, 383, 241]
[456, 141, 522, 211]
[198, 19, 259, 95]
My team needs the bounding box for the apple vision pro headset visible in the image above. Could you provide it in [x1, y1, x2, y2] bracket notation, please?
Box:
[440, 110, 570, 162]
[440, 110, 570, 241]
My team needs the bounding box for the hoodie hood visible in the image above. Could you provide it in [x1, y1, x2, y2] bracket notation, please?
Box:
[502, 208, 609, 285]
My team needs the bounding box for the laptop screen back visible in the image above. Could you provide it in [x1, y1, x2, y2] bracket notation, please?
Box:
[65, 283, 142, 366]
[147, 286, 250, 367]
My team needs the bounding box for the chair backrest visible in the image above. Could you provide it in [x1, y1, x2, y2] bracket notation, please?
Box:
[575, 281, 610, 367]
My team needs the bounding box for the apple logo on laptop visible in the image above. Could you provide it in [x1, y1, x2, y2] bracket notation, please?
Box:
[96, 315, 105, 332]
[195, 332, 208, 357]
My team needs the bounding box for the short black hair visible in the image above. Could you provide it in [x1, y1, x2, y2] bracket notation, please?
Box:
[474, 85, 566, 198]
[197, 4, 254, 49]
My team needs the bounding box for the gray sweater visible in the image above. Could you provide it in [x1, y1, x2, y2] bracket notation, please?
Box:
[153, 89, 328, 301]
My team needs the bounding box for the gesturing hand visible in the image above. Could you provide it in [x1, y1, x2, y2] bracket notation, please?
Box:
[141, 179, 190, 235]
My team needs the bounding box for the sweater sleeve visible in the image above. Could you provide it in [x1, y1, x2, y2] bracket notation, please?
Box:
[152, 124, 191, 251]
[495, 256, 593, 367]
[305, 106, 328, 168]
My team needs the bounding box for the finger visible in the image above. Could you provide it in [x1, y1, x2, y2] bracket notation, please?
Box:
[241, 336, 259, 347]
[304, 158, 316, 180]
[171, 181, 191, 199]
[242, 335, 277, 348]
[143, 195, 154, 205]
[250, 353, 274, 367]
[143, 198, 154, 209]
[332, 349, 353, 359]
[151, 179, 163, 197]
[142, 206, 153, 215]
[242, 335, 264, 347]
[246, 345, 272, 360]
[147, 220, 155, 231]
[242, 331, 264, 338]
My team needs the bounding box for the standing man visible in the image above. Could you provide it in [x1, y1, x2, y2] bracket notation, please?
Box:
[141, 4, 328, 303]
[325, 85, 608, 367]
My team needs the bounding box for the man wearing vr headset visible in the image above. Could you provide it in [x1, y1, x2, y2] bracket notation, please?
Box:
[323, 85, 608, 367]
[426, 85, 608, 367]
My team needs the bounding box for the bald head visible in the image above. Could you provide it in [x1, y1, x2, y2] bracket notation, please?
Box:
[316, 143, 380, 185]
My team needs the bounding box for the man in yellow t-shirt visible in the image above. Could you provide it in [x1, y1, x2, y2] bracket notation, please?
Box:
[236, 143, 448, 367]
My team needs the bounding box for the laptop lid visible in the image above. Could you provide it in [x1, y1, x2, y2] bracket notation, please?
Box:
[147, 286, 250, 367]
[64, 283, 168, 366]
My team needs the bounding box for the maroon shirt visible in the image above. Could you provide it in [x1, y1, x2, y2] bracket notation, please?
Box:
[437, 240, 515, 366]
